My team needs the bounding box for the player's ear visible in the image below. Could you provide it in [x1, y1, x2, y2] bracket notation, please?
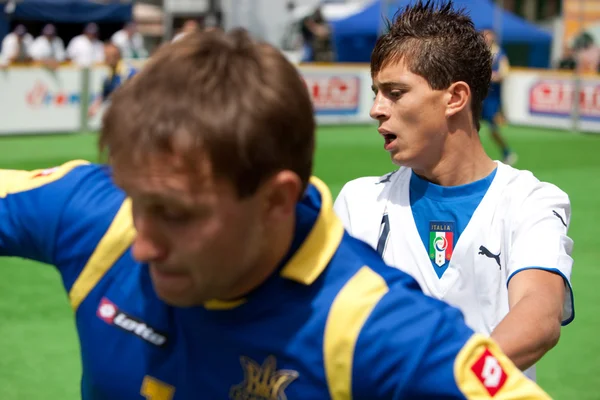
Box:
[259, 170, 302, 221]
[445, 81, 470, 118]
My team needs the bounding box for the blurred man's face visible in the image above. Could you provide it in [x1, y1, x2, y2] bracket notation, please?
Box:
[113, 151, 268, 307]
[105, 46, 120, 68]
[183, 20, 199, 34]
[484, 30, 495, 46]
[126, 23, 136, 37]
[370, 61, 451, 169]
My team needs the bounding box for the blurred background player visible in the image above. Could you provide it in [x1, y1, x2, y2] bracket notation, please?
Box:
[30, 24, 66, 69]
[0, 28, 550, 399]
[88, 43, 137, 118]
[482, 29, 517, 165]
[0, 24, 33, 67]
[66, 22, 105, 67]
[335, 0, 574, 382]
[111, 21, 148, 60]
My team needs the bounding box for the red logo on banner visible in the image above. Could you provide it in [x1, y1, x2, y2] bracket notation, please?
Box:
[26, 80, 80, 108]
[303, 74, 360, 114]
[529, 80, 600, 120]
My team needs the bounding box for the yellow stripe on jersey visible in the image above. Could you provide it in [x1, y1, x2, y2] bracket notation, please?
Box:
[280, 176, 345, 285]
[454, 334, 551, 399]
[323, 266, 389, 400]
[203, 298, 247, 310]
[0, 160, 90, 198]
[69, 198, 136, 310]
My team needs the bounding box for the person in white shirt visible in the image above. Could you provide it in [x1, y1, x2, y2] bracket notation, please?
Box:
[66, 22, 105, 67]
[30, 24, 66, 68]
[0, 24, 33, 66]
[111, 21, 148, 59]
[333, 0, 574, 382]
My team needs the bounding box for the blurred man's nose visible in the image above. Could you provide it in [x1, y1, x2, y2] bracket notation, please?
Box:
[132, 217, 168, 264]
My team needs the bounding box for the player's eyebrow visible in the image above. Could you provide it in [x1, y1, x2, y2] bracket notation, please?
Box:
[372, 81, 410, 92]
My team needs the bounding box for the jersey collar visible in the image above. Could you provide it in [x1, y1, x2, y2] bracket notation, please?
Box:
[203, 176, 344, 310]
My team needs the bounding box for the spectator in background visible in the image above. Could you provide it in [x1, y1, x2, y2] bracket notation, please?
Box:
[574, 32, 600, 73]
[281, 1, 303, 52]
[0, 24, 33, 67]
[301, 6, 333, 62]
[557, 45, 577, 70]
[173, 19, 200, 42]
[111, 22, 148, 60]
[30, 24, 66, 69]
[67, 23, 105, 67]
[88, 43, 137, 118]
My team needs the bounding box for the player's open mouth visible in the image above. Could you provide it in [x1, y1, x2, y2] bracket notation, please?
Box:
[383, 133, 397, 150]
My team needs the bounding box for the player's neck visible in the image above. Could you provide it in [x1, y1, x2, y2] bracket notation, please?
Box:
[220, 215, 296, 301]
[413, 130, 496, 187]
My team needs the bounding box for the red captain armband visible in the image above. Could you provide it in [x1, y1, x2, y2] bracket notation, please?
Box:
[454, 334, 551, 399]
[470, 348, 507, 396]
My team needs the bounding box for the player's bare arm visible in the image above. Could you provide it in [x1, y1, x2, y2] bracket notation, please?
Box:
[491, 269, 565, 370]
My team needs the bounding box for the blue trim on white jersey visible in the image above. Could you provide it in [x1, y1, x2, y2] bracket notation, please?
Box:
[506, 266, 575, 326]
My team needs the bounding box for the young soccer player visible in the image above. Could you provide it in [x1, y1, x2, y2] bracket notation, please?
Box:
[334, 0, 573, 382]
[481, 29, 517, 165]
[0, 29, 549, 399]
[88, 43, 137, 118]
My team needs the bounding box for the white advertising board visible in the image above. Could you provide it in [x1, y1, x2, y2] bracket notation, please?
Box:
[3, 64, 599, 135]
[298, 65, 373, 125]
[503, 70, 600, 134]
[0, 67, 84, 134]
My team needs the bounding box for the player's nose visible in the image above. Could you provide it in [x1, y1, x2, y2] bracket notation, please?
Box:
[132, 233, 168, 264]
[370, 95, 390, 121]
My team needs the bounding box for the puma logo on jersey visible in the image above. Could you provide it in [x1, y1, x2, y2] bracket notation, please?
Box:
[552, 210, 567, 227]
[377, 170, 397, 184]
[478, 246, 501, 269]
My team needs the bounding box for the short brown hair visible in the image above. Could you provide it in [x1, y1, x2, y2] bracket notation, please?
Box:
[371, 0, 492, 131]
[100, 28, 315, 198]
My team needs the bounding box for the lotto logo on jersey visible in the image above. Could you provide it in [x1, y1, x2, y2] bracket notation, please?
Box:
[33, 167, 59, 178]
[97, 297, 168, 347]
[429, 221, 454, 267]
[470, 348, 508, 396]
[302, 73, 360, 116]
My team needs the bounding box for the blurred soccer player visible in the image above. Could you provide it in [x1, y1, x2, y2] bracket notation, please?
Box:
[0, 29, 550, 399]
[482, 29, 517, 165]
[335, 0, 573, 382]
[88, 43, 137, 118]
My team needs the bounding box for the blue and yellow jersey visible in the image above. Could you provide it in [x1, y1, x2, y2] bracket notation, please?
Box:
[0, 161, 549, 399]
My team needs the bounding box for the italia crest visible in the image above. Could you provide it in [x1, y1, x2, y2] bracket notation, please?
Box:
[429, 221, 455, 267]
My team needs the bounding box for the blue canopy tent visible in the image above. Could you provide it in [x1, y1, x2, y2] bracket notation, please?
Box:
[5, 0, 132, 23]
[0, 0, 132, 44]
[330, 0, 552, 68]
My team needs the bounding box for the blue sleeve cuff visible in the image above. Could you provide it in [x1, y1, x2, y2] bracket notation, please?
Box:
[507, 266, 574, 326]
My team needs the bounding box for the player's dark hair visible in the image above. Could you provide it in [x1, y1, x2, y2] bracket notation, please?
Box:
[100, 28, 315, 198]
[371, 0, 492, 131]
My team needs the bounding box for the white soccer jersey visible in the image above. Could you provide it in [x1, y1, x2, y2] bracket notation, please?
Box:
[334, 162, 574, 381]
